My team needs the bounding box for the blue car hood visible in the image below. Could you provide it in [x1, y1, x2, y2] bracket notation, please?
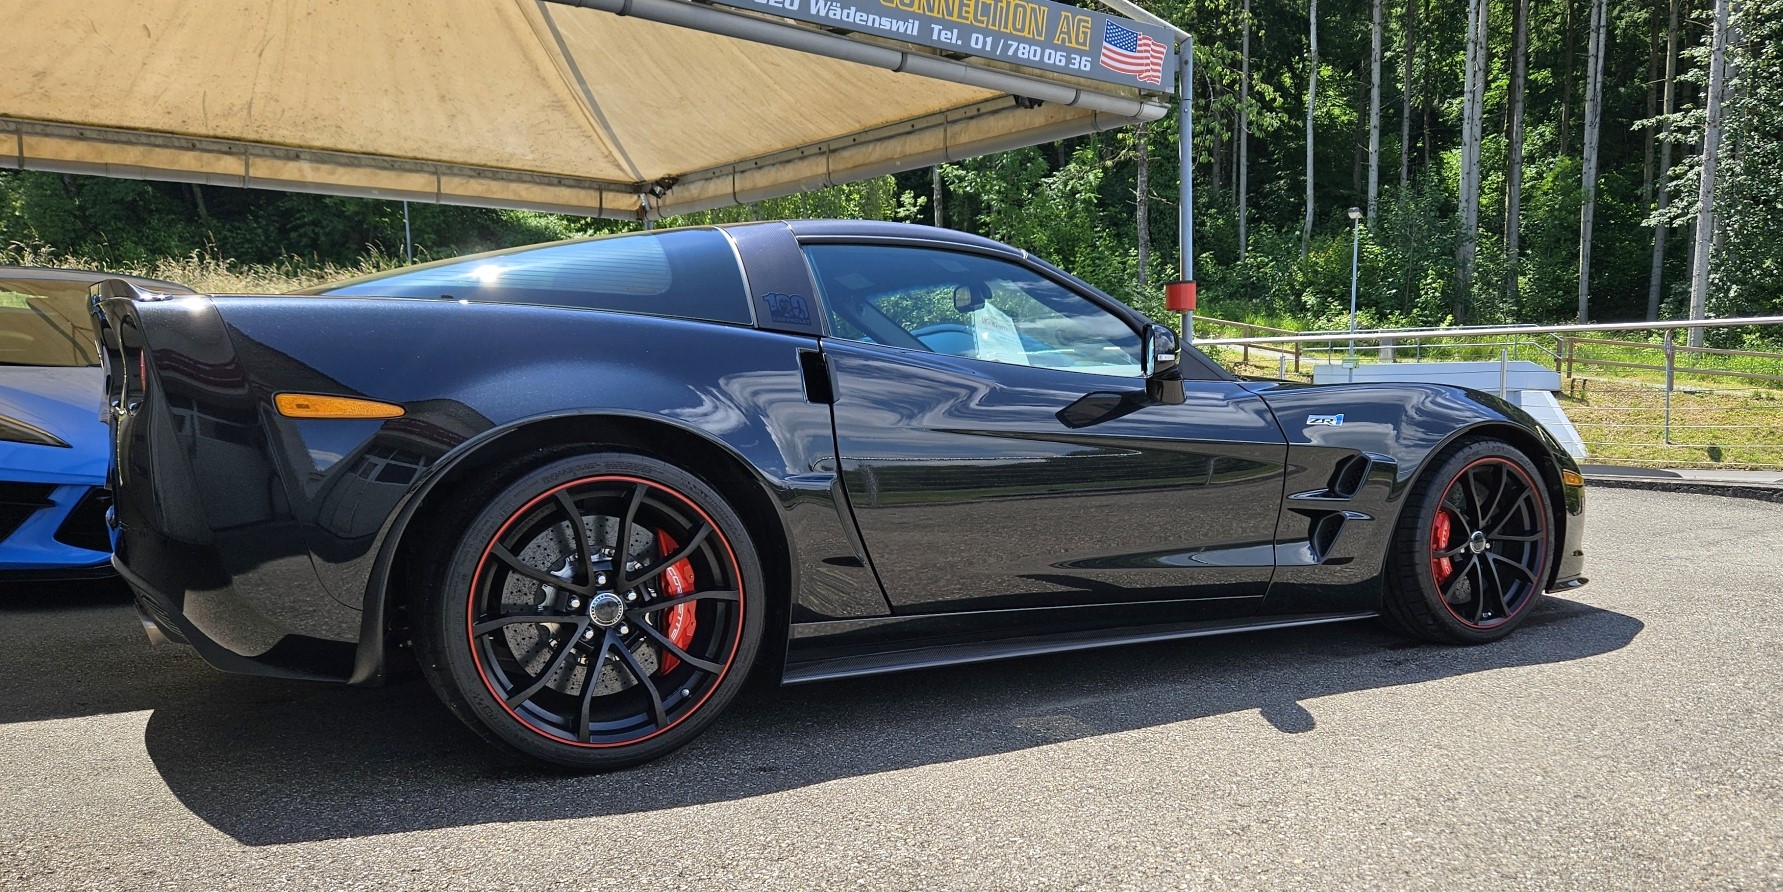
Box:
[0, 366, 108, 484]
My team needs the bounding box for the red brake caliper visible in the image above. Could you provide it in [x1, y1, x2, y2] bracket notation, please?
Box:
[1431, 509, 1455, 585]
[653, 530, 698, 673]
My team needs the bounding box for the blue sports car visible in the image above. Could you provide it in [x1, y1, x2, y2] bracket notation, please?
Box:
[0, 266, 191, 579]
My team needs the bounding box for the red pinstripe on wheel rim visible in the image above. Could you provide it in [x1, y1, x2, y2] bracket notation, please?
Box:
[465, 475, 744, 748]
[1428, 456, 1550, 630]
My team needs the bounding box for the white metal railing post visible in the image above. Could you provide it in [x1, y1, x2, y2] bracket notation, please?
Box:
[1499, 347, 1509, 398]
[1664, 329, 1676, 444]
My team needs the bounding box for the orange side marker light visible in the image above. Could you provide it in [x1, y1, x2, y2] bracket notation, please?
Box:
[274, 393, 405, 419]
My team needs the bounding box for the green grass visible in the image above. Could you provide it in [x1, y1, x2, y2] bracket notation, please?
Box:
[1559, 378, 1783, 468]
[0, 244, 401, 294]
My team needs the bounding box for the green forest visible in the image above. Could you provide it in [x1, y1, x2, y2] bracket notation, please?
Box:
[1, 0, 1778, 333]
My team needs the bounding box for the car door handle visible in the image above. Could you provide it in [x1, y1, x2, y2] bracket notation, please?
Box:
[799, 349, 835, 405]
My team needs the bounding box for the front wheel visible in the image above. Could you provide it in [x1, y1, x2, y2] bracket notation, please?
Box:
[416, 452, 764, 770]
[1383, 438, 1553, 644]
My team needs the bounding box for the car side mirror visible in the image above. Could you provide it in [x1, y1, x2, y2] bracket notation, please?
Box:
[1141, 323, 1185, 405]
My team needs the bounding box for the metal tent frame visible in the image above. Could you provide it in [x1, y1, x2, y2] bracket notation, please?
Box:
[2, 0, 1198, 319]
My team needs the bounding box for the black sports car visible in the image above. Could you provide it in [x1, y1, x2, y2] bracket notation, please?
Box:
[95, 221, 1585, 769]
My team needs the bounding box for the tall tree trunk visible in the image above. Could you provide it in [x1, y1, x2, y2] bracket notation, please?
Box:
[1642, 11, 1660, 206]
[932, 166, 944, 227]
[1456, 0, 1489, 320]
[1561, 0, 1576, 155]
[1688, 0, 1730, 347]
[1505, 0, 1530, 311]
[1368, 0, 1384, 224]
[188, 184, 210, 221]
[1137, 125, 1150, 288]
[1422, 0, 1434, 172]
[1400, 0, 1416, 189]
[1238, 0, 1252, 260]
[1303, 0, 1319, 258]
[1578, 0, 1607, 323]
[1647, 0, 1679, 320]
[1353, 118, 1365, 193]
[1422, 93, 1433, 171]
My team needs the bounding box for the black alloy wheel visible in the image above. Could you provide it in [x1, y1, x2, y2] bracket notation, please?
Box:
[417, 452, 763, 770]
[1383, 438, 1553, 644]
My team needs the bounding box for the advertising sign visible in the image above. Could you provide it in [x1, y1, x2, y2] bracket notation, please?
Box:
[712, 0, 1178, 91]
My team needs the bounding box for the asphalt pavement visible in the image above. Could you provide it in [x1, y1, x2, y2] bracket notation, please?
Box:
[0, 487, 1778, 891]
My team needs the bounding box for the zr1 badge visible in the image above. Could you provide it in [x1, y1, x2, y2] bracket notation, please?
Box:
[1307, 414, 1345, 426]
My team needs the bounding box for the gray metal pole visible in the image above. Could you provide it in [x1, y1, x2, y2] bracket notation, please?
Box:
[1178, 38, 1194, 343]
[402, 200, 413, 265]
[547, 0, 1163, 120]
[1663, 329, 1676, 443]
[1348, 216, 1360, 361]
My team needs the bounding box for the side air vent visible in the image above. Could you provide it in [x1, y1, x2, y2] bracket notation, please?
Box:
[1309, 512, 1345, 560]
[1326, 454, 1371, 499]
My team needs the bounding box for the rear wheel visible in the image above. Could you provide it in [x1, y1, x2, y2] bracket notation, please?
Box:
[1383, 438, 1553, 644]
[416, 452, 763, 770]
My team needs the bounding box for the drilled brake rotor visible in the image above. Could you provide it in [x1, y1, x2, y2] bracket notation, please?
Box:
[499, 516, 664, 697]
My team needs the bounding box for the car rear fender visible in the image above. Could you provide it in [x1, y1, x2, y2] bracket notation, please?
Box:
[349, 407, 836, 685]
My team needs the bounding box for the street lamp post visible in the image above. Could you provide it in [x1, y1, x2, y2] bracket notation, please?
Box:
[1346, 206, 1362, 365]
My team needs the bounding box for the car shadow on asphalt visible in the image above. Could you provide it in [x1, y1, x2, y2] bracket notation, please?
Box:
[0, 589, 1641, 845]
[86, 595, 1637, 845]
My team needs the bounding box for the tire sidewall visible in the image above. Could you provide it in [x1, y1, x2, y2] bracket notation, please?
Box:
[423, 451, 765, 770]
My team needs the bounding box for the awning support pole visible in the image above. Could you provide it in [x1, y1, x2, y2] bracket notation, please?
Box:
[1098, 0, 1192, 41]
[1178, 38, 1194, 343]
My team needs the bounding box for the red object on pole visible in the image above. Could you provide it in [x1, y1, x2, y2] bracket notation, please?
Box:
[1165, 280, 1197, 312]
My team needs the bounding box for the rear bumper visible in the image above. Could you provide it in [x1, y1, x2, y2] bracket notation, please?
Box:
[114, 555, 350, 682]
[98, 292, 365, 682]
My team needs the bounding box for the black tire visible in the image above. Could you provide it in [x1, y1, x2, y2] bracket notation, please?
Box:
[1382, 437, 1554, 644]
[415, 451, 764, 770]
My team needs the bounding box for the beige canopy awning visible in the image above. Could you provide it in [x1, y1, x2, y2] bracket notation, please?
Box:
[0, 0, 1173, 220]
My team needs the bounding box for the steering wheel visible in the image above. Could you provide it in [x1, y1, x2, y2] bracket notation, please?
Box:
[910, 322, 975, 356]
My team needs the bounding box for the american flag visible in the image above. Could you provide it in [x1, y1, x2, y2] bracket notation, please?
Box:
[1099, 20, 1166, 86]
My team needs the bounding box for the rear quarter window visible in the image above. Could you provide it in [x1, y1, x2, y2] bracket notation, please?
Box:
[319, 229, 751, 324]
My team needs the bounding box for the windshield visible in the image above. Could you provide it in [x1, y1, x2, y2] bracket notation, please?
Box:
[0, 280, 100, 368]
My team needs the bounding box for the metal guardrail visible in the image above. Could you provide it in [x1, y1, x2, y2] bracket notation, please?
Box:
[1193, 314, 1783, 469]
[1192, 314, 1783, 346]
[1194, 316, 1305, 372]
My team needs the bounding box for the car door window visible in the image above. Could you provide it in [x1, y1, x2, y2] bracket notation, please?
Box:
[805, 245, 1143, 377]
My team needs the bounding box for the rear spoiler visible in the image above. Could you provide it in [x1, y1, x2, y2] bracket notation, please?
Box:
[89, 279, 194, 423]
[89, 277, 191, 311]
